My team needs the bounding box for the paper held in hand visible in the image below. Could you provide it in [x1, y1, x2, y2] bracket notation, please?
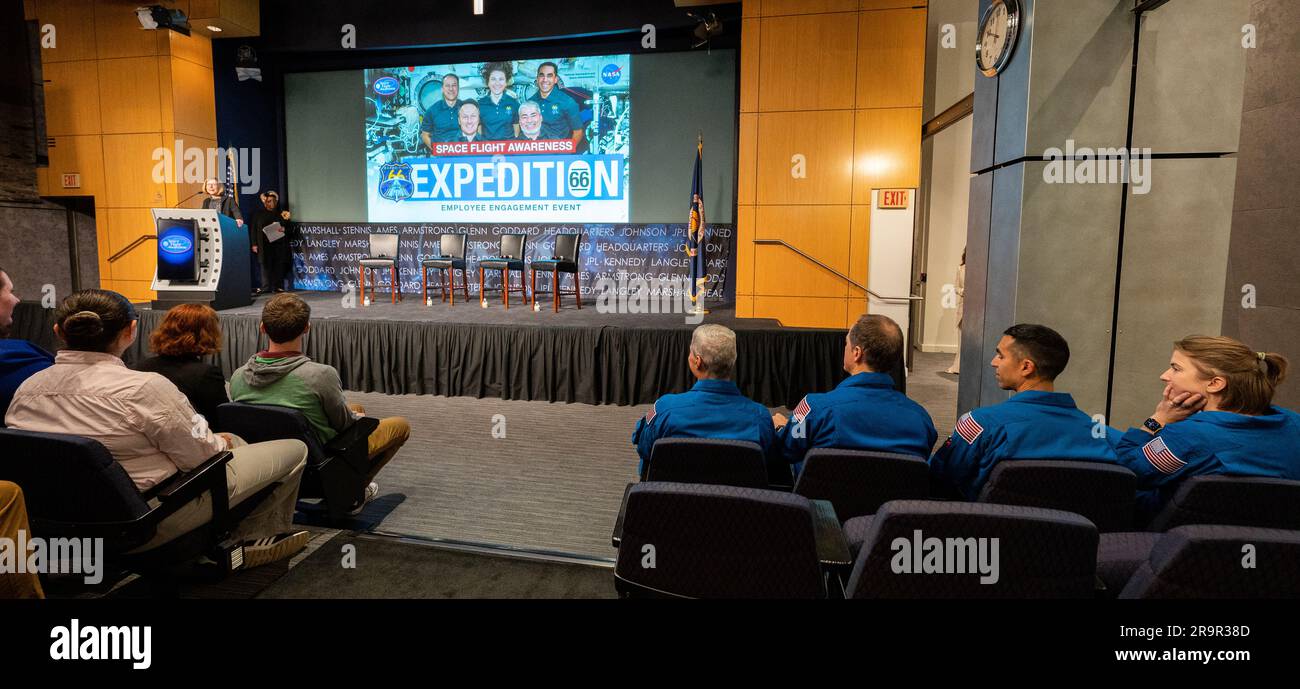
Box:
[262, 221, 286, 243]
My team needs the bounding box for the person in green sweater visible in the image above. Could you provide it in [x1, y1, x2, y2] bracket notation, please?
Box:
[230, 293, 410, 513]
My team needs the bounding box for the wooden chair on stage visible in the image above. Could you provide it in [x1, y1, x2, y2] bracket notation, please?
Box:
[359, 232, 402, 305]
[478, 233, 528, 308]
[420, 233, 470, 306]
[529, 232, 583, 313]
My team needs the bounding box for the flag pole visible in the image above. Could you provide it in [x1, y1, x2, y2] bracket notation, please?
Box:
[690, 132, 709, 315]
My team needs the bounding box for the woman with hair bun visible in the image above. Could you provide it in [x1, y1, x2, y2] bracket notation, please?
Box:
[5, 290, 310, 568]
[1113, 334, 1299, 520]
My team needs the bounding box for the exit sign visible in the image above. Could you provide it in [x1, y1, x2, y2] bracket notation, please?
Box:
[879, 189, 909, 209]
[61, 173, 81, 189]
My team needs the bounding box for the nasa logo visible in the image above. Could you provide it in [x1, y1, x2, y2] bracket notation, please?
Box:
[601, 64, 622, 85]
[373, 76, 400, 96]
[378, 162, 414, 202]
[159, 234, 193, 254]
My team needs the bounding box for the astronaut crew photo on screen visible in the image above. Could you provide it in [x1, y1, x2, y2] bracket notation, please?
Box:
[365, 55, 632, 223]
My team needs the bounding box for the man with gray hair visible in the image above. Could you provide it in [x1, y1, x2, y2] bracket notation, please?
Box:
[633, 324, 782, 481]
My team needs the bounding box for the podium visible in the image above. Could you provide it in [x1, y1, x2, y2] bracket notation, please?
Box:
[150, 208, 251, 311]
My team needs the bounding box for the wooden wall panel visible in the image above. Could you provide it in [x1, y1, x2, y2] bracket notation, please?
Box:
[101, 133, 166, 207]
[762, 0, 858, 16]
[752, 205, 851, 297]
[44, 135, 106, 199]
[41, 60, 102, 136]
[98, 56, 163, 134]
[757, 13, 858, 111]
[94, 0, 166, 60]
[167, 28, 212, 69]
[738, 113, 758, 205]
[754, 295, 850, 328]
[736, 204, 756, 295]
[162, 132, 216, 206]
[851, 107, 922, 204]
[856, 8, 926, 109]
[755, 110, 855, 205]
[32, 0, 98, 63]
[860, 0, 927, 11]
[740, 18, 761, 113]
[102, 207, 158, 282]
[168, 55, 217, 139]
[848, 204, 871, 296]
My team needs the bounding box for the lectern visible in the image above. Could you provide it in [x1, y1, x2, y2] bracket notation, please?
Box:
[150, 208, 251, 311]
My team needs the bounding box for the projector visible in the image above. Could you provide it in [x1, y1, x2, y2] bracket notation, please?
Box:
[136, 5, 192, 36]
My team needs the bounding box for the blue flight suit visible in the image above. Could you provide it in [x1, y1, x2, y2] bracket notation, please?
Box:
[929, 391, 1118, 500]
[478, 94, 519, 140]
[1111, 406, 1300, 520]
[419, 99, 465, 144]
[777, 372, 937, 474]
[0, 340, 54, 424]
[529, 90, 582, 141]
[632, 378, 780, 480]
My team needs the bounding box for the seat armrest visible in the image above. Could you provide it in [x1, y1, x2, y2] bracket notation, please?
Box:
[155, 451, 234, 526]
[611, 482, 635, 548]
[810, 499, 852, 568]
[325, 416, 379, 455]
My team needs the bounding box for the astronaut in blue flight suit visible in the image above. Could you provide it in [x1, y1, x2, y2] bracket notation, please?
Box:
[929, 323, 1118, 500]
[419, 73, 465, 149]
[529, 61, 584, 146]
[632, 324, 782, 482]
[1108, 335, 1300, 522]
[773, 314, 937, 475]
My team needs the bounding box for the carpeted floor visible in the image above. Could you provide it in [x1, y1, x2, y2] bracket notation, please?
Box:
[258, 533, 615, 599]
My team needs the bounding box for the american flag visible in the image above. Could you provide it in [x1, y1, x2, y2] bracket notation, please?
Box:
[792, 397, 811, 424]
[644, 405, 657, 424]
[1142, 437, 1186, 474]
[955, 412, 984, 443]
[223, 146, 238, 204]
[685, 138, 706, 307]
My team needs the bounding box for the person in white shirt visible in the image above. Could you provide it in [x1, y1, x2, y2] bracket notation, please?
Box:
[5, 290, 309, 566]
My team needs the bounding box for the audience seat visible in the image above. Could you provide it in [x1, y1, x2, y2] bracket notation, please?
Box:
[1119, 525, 1300, 598]
[793, 449, 928, 523]
[613, 482, 849, 598]
[217, 402, 378, 524]
[642, 438, 769, 488]
[977, 459, 1137, 532]
[1096, 475, 1300, 595]
[0, 428, 266, 579]
[844, 500, 1099, 599]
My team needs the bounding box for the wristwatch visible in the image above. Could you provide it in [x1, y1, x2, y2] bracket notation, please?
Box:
[1143, 417, 1163, 433]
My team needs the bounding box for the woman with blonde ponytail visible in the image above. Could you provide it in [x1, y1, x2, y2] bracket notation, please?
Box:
[1113, 335, 1300, 521]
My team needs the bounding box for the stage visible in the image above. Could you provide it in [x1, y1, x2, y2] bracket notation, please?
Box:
[14, 292, 853, 408]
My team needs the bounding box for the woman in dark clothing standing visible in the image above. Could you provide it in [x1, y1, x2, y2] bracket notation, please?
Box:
[134, 304, 229, 424]
[250, 190, 297, 293]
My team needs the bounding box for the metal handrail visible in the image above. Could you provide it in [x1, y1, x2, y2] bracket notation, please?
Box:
[752, 238, 923, 302]
[108, 234, 156, 263]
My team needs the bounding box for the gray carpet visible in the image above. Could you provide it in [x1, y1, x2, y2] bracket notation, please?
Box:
[258, 533, 616, 599]
[335, 354, 958, 559]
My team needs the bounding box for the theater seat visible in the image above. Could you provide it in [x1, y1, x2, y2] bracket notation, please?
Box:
[793, 449, 928, 523]
[643, 437, 769, 488]
[217, 402, 378, 524]
[977, 459, 1137, 532]
[844, 500, 1099, 598]
[1096, 475, 1300, 596]
[842, 514, 874, 558]
[613, 482, 847, 598]
[1120, 526, 1300, 598]
[0, 428, 263, 579]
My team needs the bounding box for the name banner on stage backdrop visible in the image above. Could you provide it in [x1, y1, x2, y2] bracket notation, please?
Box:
[291, 222, 733, 303]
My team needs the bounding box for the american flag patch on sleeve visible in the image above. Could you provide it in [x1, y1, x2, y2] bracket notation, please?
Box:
[792, 397, 812, 424]
[955, 412, 984, 444]
[644, 404, 657, 424]
[1142, 436, 1186, 475]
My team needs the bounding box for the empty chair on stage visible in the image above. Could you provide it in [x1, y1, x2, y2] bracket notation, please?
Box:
[479, 233, 528, 308]
[359, 232, 402, 305]
[421, 233, 470, 306]
[529, 232, 583, 313]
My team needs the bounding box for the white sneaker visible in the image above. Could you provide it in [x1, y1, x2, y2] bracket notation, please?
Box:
[242, 530, 309, 569]
[348, 482, 379, 515]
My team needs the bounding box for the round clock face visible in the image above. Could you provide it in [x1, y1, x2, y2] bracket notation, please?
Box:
[977, 0, 1021, 77]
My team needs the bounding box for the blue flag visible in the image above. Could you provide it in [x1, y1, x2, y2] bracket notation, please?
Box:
[686, 139, 706, 307]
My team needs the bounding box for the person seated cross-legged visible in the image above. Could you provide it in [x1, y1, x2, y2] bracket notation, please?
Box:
[230, 294, 409, 513]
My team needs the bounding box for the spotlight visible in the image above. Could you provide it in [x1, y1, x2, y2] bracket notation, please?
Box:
[687, 11, 722, 49]
[135, 5, 192, 36]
